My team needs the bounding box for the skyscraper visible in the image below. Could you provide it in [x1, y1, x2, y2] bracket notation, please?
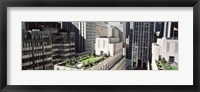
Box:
[52, 29, 76, 65]
[22, 22, 76, 70]
[84, 22, 97, 52]
[108, 25, 120, 38]
[96, 22, 108, 37]
[108, 22, 124, 42]
[22, 30, 53, 70]
[71, 22, 86, 53]
[71, 22, 109, 53]
[22, 22, 61, 70]
[129, 22, 155, 69]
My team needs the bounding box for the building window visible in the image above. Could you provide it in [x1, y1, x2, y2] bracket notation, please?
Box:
[169, 56, 175, 63]
[100, 51, 103, 55]
[27, 43, 29, 47]
[158, 55, 162, 61]
[133, 62, 136, 67]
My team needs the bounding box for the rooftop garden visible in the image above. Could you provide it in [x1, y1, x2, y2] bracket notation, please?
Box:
[156, 58, 178, 70]
[58, 53, 109, 70]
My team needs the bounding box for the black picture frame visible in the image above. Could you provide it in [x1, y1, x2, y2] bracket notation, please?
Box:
[0, 0, 199, 92]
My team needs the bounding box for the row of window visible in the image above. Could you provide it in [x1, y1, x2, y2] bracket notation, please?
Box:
[52, 45, 75, 49]
[23, 35, 51, 40]
[134, 27, 152, 31]
[23, 48, 52, 55]
[22, 61, 53, 70]
[22, 54, 52, 62]
[53, 50, 75, 54]
[22, 42, 51, 48]
[134, 22, 152, 27]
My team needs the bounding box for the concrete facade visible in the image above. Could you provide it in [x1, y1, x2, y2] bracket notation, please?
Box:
[54, 52, 124, 70]
[95, 37, 123, 56]
[90, 52, 124, 70]
[152, 38, 178, 64]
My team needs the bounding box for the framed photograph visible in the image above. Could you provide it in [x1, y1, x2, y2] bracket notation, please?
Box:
[0, 0, 199, 92]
